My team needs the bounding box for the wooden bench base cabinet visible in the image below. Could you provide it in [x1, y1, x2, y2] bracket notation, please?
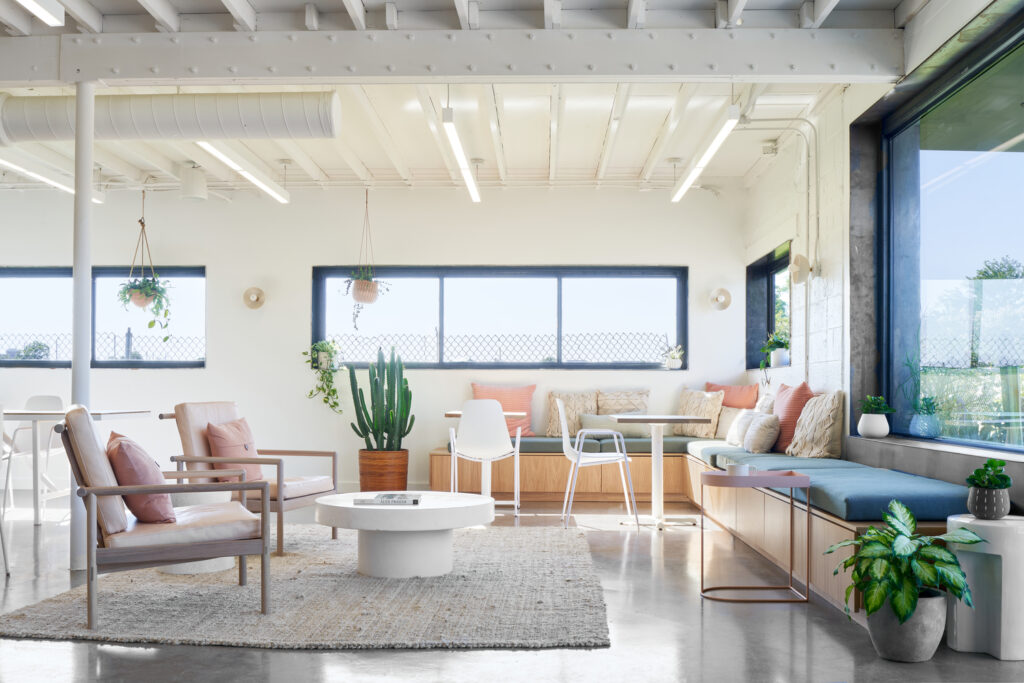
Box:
[430, 448, 947, 615]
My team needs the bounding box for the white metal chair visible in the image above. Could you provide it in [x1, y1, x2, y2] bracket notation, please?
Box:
[556, 398, 639, 529]
[5, 395, 65, 517]
[449, 399, 521, 517]
[0, 411, 9, 575]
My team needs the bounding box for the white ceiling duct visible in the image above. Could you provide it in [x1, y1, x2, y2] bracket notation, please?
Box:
[0, 92, 340, 145]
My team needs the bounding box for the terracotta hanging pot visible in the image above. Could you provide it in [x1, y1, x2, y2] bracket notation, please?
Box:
[352, 279, 380, 304]
[129, 290, 155, 309]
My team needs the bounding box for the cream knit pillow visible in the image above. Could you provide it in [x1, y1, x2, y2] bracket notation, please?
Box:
[725, 409, 757, 446]
[546, 390, 598, 437]
[597, 389, 650, 415]
[743, 413, 781, 453]
[786, 391, 844, 459]
[674, 389, 724, 438]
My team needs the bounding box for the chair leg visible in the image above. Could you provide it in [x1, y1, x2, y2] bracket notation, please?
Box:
[276, 508, 284, 556]
[331, 527, 338, 540]
[0, 513, 8, 576]
[261, 549, 271, 615]
[238, 555, 247, 586]
[622, 457, 640, 530]
[513, 451, 520, 517]
[86, 494, 97, 629]
[2, 457, 13, 519]
[561, 461, 576, 521]
[618, 460, 632, 517]
[565, 460, 582, 529]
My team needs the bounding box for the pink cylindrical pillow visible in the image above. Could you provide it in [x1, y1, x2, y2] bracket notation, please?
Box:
[773, 382, 816, 453]
[106, 432, 175, 524]
[705, 382, 759, 409]
[206, 418, 264, 483]
[471, 383, 536, 437]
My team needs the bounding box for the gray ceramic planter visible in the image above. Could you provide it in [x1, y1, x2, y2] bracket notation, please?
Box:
[867, 590, 946, 662]
[967, 487, 1010, 520]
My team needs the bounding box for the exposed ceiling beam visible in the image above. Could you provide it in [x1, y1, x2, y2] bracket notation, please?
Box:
[453, 0, 478, 29]
[197, 139, 290, 203]
[894, 0, 929, 28]
[416, 86, 459, 182]
[626, 0, 645, 28]
[596, 84, 631, 181]
[715, 0, 746, 28]
[164, 140, 234, 182]
[640, 83, 696, 182]
[218, 0, 257, 31]
[799, 0, 841, 29]
[549, 84, 562, 182]
[107, 141, 180, 180]
[481, 85, 506, 182]
[0, 147, 74, 192]
[93, 145, 145, 182]
[330, 138, 371, 182]
[385, 1, 397, 29]
[277, 138, 329, 184]
[58, 0, 101, 32]
[303, 2, 318, 30]
[340, 0, 365, 30]
[347, 86, 411, 183]
[544, 0, 560, 29]
[0, 0, 33, 36]
[137, 0, 179, 32]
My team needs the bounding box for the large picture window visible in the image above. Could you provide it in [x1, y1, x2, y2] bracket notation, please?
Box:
[745, 243, 790, 369]
[0, 268, 73, 367]
[883, 37, 1024, 449]
[313, 267, 687, 368]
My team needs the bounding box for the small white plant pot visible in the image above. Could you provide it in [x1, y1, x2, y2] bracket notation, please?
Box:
[665, 357, 683, 370]
[770, 348, 790, 367]
[317, 351, 332, 370]
[858, 413, 890, 439]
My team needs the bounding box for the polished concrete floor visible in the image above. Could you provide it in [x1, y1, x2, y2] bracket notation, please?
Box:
[0, 498, 1022, 683]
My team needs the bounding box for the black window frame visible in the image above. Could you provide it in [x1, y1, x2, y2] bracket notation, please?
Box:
[879, 16, 1024, 450]
[91, 266, 207, 369]
[0, 267, 74, 368]
[312, 265, 688, 370]
[745, 243, 790, 370]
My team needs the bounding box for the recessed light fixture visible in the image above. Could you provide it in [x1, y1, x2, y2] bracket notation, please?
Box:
[442, 107, 481, 203]
[671, 104, 740, 203]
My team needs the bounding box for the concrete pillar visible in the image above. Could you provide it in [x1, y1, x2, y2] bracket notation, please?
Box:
[70, 80, 95, 572]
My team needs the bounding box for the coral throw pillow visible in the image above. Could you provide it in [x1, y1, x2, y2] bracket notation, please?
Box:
[773, 382, 815, 453]
[106, 432, 175, 523]
[206, 418, 264, 483]
[471, 383, 535, 437]
[705, 382, 759, 410]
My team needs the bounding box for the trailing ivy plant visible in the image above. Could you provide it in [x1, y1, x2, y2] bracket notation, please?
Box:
[859, 395, 895, 415]
[302, 340, 343, 414]
[966, 458, 1012, 489]
[825, 499, 984, 622]
[342, 267, 391, 331]
[117, 276, 171, 342]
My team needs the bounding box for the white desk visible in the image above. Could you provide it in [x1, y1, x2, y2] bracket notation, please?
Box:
[2, 409, 149, 527]
[612, 414, 711, 530]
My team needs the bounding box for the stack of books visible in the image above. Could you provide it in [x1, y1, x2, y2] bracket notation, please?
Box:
[353, 493, 422, 506]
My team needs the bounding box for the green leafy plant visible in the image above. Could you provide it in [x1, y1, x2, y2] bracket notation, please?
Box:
[117, 276, 171, 342]
[758, 332, 789, 372]
[914, 396, 938, 416]
[348, 347, 415, 451]
[302, 340, 343, 414]
[966, 458, 1012, 489]
[860, 395, 895, 415]
[341, 270, 390, 331]
[16, 340, 50, 360]
[825, 499, 984, 622]
[663, 345, 685, 360]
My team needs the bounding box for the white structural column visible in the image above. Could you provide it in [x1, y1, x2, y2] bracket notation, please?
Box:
[70, 80, 95, 572]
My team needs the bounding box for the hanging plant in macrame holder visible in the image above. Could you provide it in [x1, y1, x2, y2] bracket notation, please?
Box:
[344, 190, 389, 329]
[116, 190, 172, 342]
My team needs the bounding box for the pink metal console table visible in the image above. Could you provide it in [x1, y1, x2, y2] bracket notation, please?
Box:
[700, 469, 811, 603]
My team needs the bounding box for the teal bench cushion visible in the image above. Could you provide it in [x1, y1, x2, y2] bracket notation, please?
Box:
[686, 440, 750, 467]
[448, 436, 600, 453]
[767, 468, 969, 521]
[599, 436, 697, 454]
[715, 452, 866, 471]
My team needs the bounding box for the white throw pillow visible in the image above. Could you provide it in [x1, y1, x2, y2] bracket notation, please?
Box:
[726, 410, 757, 447]
[743, 413, 781, 453]
[579, 413, 649, 438]
[755, 392, 775, 414]
[716, 406, 742, 441]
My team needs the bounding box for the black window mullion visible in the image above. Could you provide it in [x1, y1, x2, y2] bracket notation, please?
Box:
[556, 276, 563, 363]
[438, 276, 446, 363]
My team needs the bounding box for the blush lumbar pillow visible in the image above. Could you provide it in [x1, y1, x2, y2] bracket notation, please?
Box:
[772, 382, 815, 453]
[579, 413, 648, 438]
[471, 383, 536, 437]
[725, 409, 758, 446]
[546, 390, 598, 437]
[106, 432, 175, 523]
[206, 417, 264, 483]
[743, 413, 781, 454]
[705, 382, 759, 410]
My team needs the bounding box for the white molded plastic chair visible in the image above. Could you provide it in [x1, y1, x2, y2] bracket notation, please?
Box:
[0, 411, 9, 574]
[5, 395, 64, 517]
[557, 398, 639, 529]
[449, 400, 520, 516]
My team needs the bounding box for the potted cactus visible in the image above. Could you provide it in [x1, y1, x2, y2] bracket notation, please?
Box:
[348, 347, 415, 491]
[966, 458, 1012, 520]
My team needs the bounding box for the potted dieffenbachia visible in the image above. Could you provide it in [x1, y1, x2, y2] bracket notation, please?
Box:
[966, 459, 1012, 520]
[857, 395, 894, 439]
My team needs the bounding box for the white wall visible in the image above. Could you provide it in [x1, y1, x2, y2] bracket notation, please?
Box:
[0, 184, 748, 490]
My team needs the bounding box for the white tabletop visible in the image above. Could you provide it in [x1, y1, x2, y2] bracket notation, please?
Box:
[2, 409, 150, 421]
[612, 414, 711, 424]
[444, 410, 527, 418]
[315, 491, 494, 532]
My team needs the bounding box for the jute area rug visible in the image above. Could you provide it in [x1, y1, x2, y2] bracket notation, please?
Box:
[0, 525, 610, 650]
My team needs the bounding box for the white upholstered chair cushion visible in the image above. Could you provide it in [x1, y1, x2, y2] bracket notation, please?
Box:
[65, 406, 128, 536]
[264, 475, 334, 500]
[104, 501, 260, 549]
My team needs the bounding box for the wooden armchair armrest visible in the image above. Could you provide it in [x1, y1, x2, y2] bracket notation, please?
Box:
[256, 449, 335, 457]
[162, 469, 246, 480]
[170, 455, 283, 466]
[77, 480, 268, 498]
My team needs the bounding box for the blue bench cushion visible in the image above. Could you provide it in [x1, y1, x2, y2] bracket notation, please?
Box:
[686, 440, 750, 467]
[767, 467, 969, 521]
[599, 436, 697, 454]
[448, 437, 601, 453]
[715, 452, 866, 471]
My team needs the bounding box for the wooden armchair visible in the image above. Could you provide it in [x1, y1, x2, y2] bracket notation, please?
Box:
[58, 405, 270, 630]
[161, 402, 339, 555]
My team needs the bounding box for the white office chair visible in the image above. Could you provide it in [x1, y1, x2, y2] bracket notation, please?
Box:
[0, 411, 9, 574]
[449, 399, 521, 517]
[5, 395, 64, 517]
[556, 398, 639, 530]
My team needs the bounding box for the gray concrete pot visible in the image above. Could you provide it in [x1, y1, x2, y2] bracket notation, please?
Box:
[967, 487, 1010, 520]
[867, 590, 946, 662]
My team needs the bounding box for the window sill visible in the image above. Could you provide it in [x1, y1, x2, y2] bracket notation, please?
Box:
[850, 434, 1024, 465]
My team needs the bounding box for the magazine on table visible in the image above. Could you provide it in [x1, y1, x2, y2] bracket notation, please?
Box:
[353, 493, 422, 506]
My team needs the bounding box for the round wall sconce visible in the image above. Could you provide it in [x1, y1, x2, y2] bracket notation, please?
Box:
[789, 254, 814, 284]
[243, 287, 265, 309]
[710, 288, 732, 311]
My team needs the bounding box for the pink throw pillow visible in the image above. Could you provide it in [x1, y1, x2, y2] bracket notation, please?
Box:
[206, 418, 264, 483]
[773, 382, 815, 453]
[471, 383, 536, 437]
[106, 432, 175, 524]
[705, 382, 759, 409]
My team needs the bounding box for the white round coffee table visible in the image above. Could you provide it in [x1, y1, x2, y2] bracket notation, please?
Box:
[315, 491, 494, 578]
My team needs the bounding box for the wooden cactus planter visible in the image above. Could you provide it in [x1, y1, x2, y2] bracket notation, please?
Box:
[358, 449, 409, 491]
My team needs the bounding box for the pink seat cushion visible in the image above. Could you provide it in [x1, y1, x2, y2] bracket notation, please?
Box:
[105, 432, 175, 524]
[206, 418, 264, 483]
[471, 383, 536, 437]
[773, 382, 816, 453]
[705, 382, 759, 409]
